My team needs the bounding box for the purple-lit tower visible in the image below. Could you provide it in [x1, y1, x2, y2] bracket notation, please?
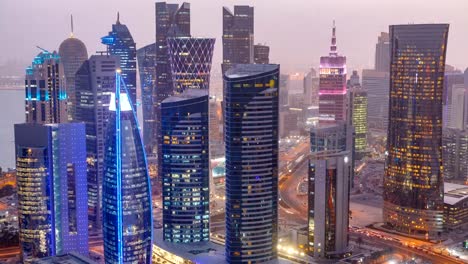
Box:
[319, 22, 347, 124]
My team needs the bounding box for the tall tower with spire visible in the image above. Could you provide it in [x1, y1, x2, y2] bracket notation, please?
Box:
[318, 21, 347, 124]
[101, 13, 137, 112]
[59, 15, 88, 121]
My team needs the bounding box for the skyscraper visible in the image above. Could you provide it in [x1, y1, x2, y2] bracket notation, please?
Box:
[101, 13, 137, 111]
[319, 22, 347, 124]
[75, 54, 119, 231]
[25, 50, 67, 124]
[308, 122, 353, 259]
[58, 15, 88, 121]
[375, 32, 390, 72]
[304, 68, 319, 107]
[222, 5, 254, 73]
[154, 2, 191, 179]
[137, 43, 157, 149]
[254, 44, 270, 64]
[349, 87, 368, 159]
[167, 37, 215, 94]
[362, 69, 390, 130]
[224, 64, 279, 263]
[161, 89, 210, 243]
[442, 128, 468, 182]
[15, 123, 88, 263]
[384, 24, 449, 238]
[102, 72, 153, 264]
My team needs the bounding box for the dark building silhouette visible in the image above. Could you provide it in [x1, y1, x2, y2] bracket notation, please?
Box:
[224, 64, 279, 263]
[254, 44, 269, 64]
[375, 32, 390, 72]
[222, 5, 254, 73]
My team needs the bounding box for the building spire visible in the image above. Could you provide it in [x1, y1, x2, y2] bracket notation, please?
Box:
[70, 14, 74, 38]
[330, 20, 337, 56]
[116, 12, 120, 24]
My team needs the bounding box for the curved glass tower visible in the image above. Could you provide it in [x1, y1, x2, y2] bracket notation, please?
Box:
[167, 37, 215, 94]
[161, 89, 209, 243]
[224, 64, 279, 263]
[102, 72, 153, 263]
[384, 24, 449, 238]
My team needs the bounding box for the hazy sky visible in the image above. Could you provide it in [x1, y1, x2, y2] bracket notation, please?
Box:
[1, 0, 468, 74]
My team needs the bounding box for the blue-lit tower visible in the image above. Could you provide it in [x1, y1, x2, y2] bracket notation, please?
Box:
[101, 13, 137, 112]
[161, 89, 210, 243]
[14, 123, 88, 263]
[224, 64, 279, 263]
[25, 50, 67, 124]
[102, 71, 153, 264]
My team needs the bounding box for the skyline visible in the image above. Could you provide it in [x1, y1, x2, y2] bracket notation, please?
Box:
[1, 0, 468, 73]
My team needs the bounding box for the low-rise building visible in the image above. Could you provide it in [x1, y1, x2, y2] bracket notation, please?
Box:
[444, 182, 468, 230]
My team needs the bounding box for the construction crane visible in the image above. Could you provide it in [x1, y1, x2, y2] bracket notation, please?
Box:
[36, 46, 50, 53]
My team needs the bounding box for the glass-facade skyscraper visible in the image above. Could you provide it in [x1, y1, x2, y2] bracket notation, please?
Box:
[319, 22, 347, 124]
[101, 14, 137, 112]
[161, 89, 209, 243]
[58, 17, 88, 121]
[349, 87, 368, 159]
[154, 2, 191, 181]
[167, 37, 215, 94]
[384, 24, 449, 238]
[375, 32, 390, 72]
[15, 123, 88, 263]
[102, 72, 153, 264]
[75, 55, 119, 231]
[224, 64, 279, 263]
[254, 44, 270, 64]
[25, 51, 67, 124]
[222, 5, 254, 74]
[137, 43, 157, 150]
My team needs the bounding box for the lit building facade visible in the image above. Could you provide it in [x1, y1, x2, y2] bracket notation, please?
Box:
[319, 23, 347, 124]
[102, 73, 153, 263]
[25, 51, 67, 124]
[224, 64, 279, 263]
[349, 87, 368, 159]
[161, 89, 209, 243]
[75, 55, 119, 230]
[15, 123, 88, 263]
[222, 5, 254, 73]
[154, 2, 191, 180]
[308, 123, 353, 259]
[101, 14, 137, 111]
[137, 43, 157, 150]
[167, 37, 215, 94]
[384, 24, 449, 237]
[254, 44, 269, 64]
[58, 18, 88, 121]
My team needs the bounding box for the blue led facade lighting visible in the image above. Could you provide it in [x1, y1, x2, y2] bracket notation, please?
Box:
[102, 71, 153, 264]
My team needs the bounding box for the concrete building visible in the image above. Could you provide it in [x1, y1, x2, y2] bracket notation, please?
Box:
[362, 69, 389, 131]
[444, 183, 468, 230]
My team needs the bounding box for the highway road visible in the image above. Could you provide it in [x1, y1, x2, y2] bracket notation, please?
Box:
[0, 246, 19, 259]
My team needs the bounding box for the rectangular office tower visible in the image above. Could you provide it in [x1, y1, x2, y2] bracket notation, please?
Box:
[14, 123, 88, 263]
[319, 23, 347, 124]
[384, 24, 449, 238]
[222, 5, 254, 74]
[308, 123, 353, 259]
[224, 64, 279, 263]
[25, 51, 67, 124]
[75, 54, 119, 231]
[161, 89, 210, 243]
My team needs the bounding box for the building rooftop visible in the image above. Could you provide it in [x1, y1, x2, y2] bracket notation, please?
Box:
[153, 228, 292, 264]
[162, 89, 209, 104]
[225, 64, 278, 79]
[32, 253, 96, 264]
[444, 182, 468, 206]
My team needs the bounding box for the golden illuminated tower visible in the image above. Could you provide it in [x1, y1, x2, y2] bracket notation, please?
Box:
[384, 24, 449, 238]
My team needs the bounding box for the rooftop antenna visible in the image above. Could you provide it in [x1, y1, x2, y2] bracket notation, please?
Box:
[117, 12, 120, 24]
[70, 14, 74, 38]
[330, 20, 337, 56]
